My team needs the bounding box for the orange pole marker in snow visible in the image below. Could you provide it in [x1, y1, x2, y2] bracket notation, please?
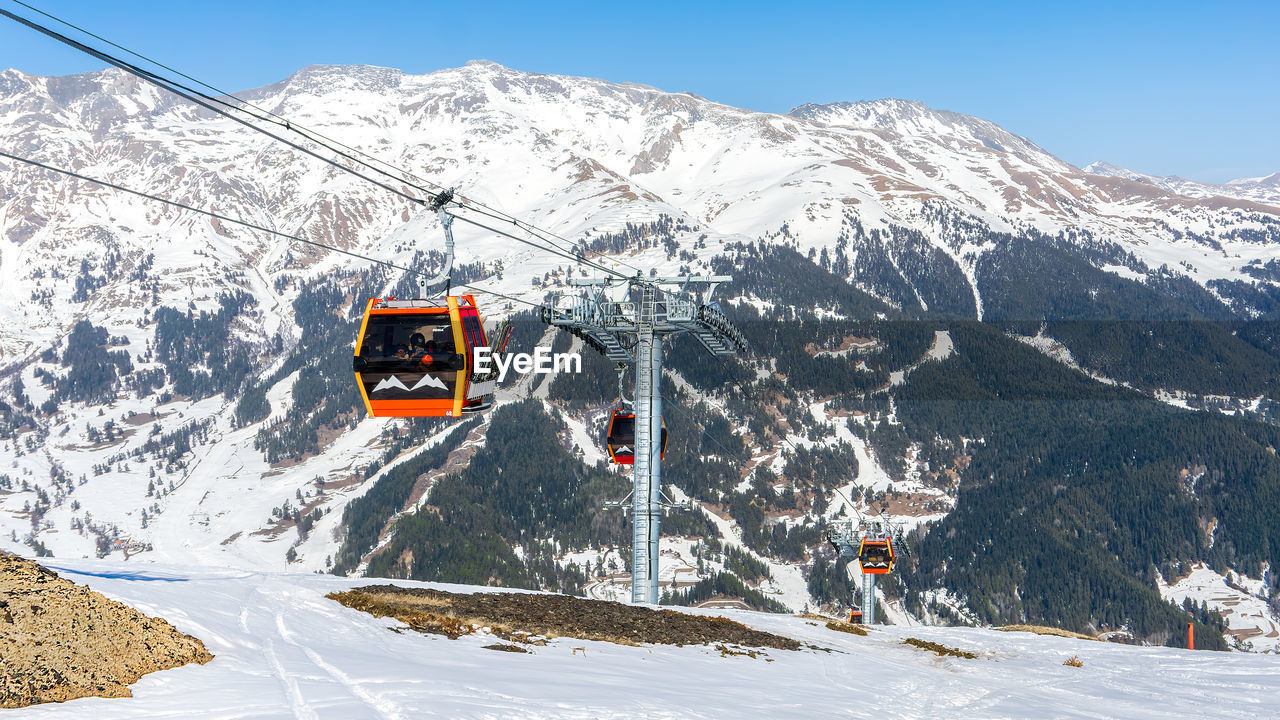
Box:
[1188, 622, 1194, 650]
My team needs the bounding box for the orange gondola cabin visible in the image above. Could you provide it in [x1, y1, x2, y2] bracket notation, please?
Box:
[605, 410, 668, 464]
[857, 536, 895, 575]
[352, 295, 495, 417]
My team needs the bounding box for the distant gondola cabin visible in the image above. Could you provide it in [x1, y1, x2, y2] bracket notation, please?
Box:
[605, 410, 668, 464]
[857, 537, 894, 574]
[352, 295, 494, 417]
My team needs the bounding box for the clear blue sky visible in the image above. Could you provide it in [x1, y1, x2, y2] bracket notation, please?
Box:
[1, 0, 1275, 182]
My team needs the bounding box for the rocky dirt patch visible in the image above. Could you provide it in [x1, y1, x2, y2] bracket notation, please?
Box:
[997, 624, 1097, 641]
[0, 554, 213, 709]
[482, 642, 529, 653]
[903, 637, 977, 659]
[824, 620, 869, 636]
[329, 584, 800, 650]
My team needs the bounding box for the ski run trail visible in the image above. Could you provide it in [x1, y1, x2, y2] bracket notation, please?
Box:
[9, 558, 1278, 719]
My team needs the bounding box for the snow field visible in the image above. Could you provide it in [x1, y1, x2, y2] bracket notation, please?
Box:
[10, 559, 1277, 720]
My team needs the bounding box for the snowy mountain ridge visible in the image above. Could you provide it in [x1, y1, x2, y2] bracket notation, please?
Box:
[2, 60, 1278, 354]
[1083, 160, 1280, 205]
[1, 61, 1278, 643]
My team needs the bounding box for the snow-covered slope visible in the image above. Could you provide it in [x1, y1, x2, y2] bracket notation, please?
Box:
[1161, 564, 1280, 653]
[790, 98, 1074, 173]
[1084, 161, 1280, 205]
[16, 558, 1276, 719]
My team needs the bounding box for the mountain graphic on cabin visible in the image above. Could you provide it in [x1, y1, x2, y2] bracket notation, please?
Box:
[371, 374, 448, 393]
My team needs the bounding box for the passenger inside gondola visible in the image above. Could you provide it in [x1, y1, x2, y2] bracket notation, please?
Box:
[408, 331, 462, 370]
[408, 333, 431, 365]
[859, 542, 891, 570]
[360, 317, 463, 372]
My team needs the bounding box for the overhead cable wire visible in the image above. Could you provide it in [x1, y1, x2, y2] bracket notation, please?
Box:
[451, 204, 634, 279]
[462, 204, 621, 273]
[5, 0, 447, 200]
[0, 7, 437, 209]
[0, 149, 551, 313]
[2, 1, 644, 277]
[459, 201, 642, 275]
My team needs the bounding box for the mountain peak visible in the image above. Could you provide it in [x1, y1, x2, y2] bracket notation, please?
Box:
[788, 98, 1071, 172]
[1082, 161, 1127, 175]
[1227, 171, 1280, 188]
[277, 64, 405, 94]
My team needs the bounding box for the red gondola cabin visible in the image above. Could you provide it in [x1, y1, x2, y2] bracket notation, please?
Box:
[605, 409, 667, 464]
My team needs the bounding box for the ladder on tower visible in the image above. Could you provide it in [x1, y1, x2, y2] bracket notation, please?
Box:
[631, 284, 658, 601]
[862, 572, 877, 625]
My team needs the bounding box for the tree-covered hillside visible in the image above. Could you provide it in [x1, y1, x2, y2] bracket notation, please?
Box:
[890, 322, 1280, 647]
[324, 234, 1280, 648]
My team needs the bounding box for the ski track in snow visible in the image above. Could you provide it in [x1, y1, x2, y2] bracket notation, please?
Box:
[9, 559, 1279, 719]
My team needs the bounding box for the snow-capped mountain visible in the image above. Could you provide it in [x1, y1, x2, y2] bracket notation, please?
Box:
[1084, 161, 1280, 206]
[2, 62, 1277, 349]
[2, 61, 1278, 644]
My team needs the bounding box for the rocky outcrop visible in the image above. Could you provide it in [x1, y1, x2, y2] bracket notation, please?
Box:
[0, 553, 213, 708]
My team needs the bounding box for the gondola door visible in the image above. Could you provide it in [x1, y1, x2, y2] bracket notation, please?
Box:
[606, 412, 637, 464]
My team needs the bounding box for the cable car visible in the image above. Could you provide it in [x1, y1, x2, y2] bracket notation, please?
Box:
[352, 294, 497, 417]
[857, 536, 895, 574]
[605, 410, 668, 464]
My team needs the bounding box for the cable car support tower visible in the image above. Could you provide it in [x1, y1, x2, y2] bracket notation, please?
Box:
[543, 275, 747, 604]
[827, 515, 904, 624]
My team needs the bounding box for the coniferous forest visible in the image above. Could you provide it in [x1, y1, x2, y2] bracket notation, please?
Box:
[321, 225, 1280, 649]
